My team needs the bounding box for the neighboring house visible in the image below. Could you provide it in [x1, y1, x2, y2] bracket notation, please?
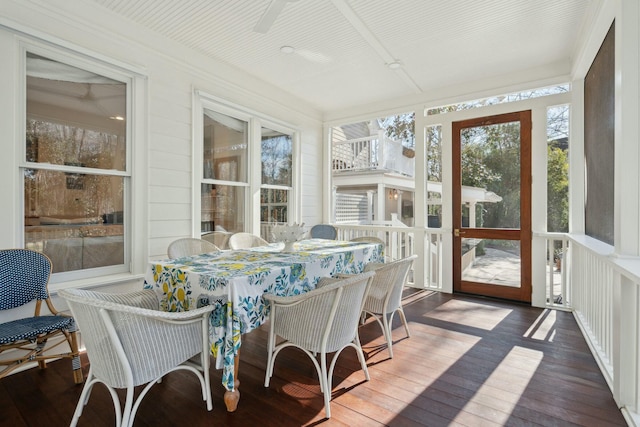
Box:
[331, 120, 502, 227]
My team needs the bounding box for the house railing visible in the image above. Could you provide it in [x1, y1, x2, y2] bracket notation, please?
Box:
[332, 131, 415, 176]
[563, 235, 639, 425]
[334, 223, 444, 290]
[540, 232, 571, 310]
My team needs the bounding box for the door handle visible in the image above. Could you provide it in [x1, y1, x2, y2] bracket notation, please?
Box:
[454, 229, 466, 237]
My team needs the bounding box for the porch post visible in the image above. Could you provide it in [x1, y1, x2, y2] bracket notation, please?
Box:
[377, 183, 385, 222]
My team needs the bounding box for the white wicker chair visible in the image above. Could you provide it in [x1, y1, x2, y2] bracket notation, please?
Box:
[360, 254, 417, 358]
[59, 288, 214, 427]
[264, 271, 375, 418]
[228, 232, 269, 250]
[350, 236, 385, 245]
[201, 231, 232, 250]
[167, 237, 220, 259]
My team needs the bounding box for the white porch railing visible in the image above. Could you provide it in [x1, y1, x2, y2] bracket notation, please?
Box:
[334, 224, 444, 290]
[332, 131, 415, 176]
[541, 233, 571, 310]
[565, 235, 639, 426]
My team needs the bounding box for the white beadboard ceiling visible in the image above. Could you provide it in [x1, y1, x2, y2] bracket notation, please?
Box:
[87, 0, 594, 113]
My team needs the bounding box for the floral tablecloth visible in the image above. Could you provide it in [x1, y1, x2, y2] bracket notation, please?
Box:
[143, 238, 383, 391]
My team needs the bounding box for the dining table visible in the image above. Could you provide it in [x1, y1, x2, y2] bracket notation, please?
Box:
[143, 238, 384, 411]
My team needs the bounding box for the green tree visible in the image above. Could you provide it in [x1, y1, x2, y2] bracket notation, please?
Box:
[379, 105, 569, 233]
[547, 144, 569, 232]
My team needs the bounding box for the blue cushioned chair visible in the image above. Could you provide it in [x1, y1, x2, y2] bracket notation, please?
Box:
[0, 249, 83, 384]
[310, 224, 337, 240]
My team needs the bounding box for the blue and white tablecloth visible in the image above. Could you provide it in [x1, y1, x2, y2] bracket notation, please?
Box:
[143, 238, 383, 391]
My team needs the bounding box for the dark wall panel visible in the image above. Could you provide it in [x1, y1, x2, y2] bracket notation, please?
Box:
[584, 22, 615, 245]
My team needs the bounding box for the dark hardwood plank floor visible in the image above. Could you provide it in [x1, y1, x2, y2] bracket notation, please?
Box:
[0, 291, 627, 426]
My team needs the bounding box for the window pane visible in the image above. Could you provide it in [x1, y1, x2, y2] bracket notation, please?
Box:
[261, 128, 292, 186]
[547, 105, 569, 232]
[26, 53, 126, 171]
[201, 184, 245, 233]
[461, 121, 520, 229]
[24, 170, 124, 273]
[260, 188, 288, 223]
[427, 84, 570, 115]
[461, 238, 521, 286]
[427, 124, 442, 228]
[203, 110, 248, 182]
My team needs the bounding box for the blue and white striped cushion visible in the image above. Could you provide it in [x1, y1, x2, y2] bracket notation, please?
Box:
[0, 249, 51, 310]
[0, 315, 75, 344]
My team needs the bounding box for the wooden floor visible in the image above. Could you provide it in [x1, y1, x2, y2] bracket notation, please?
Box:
[0, 291, 627, 427]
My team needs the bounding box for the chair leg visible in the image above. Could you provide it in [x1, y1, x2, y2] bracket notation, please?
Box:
[68, 330, 84, 384]
[398, 308, 411, 338]
[121, 386, 135, 427]
[36, 340, 47, 369]
[382, 313, 394, 359]
[320, 353, 331, 419]
[71, 369, 119, 427]
[353, 334, 370, 381]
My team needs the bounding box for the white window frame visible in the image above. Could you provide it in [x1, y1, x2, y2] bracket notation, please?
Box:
[12, 36, 148, 289]
[193, 91, 299, 237]
[259, 120, 296, 225]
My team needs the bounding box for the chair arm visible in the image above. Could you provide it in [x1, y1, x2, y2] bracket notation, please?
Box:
[106, 302, 215, 322]
[264, 278, 345, 306]
[264, 271, 375, 306]
[363, 262, 385, 272]
[92, 289, 160, 310]
[105, 306, 214, 386]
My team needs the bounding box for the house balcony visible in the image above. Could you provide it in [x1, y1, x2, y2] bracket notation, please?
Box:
[332, 131, 415, 177]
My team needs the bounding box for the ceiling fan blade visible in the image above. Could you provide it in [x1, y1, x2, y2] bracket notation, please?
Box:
[253, 0, 290, 33]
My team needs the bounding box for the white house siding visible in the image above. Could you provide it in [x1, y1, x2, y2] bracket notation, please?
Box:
[0, 0, 324, 306]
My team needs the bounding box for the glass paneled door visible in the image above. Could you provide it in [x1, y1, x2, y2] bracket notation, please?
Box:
[452, 111, 532, 302]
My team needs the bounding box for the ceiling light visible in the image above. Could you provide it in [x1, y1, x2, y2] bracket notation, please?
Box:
[109, 115, 125, 121]
[387, 61, 402, 70]
[280, 46, 295, 54]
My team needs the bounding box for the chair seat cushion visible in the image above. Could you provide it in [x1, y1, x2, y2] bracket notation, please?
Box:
[0, 316, 75, 344]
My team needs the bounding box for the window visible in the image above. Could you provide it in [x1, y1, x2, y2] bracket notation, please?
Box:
[546, 105, 569, 233]
[426, 84, 570, 115]
[426, 124, 442, 228]
[260, 126, 293, 230]
[23, 52, 129, 275]
[201, 109, 248, 234]
[197, 95, 297, 241]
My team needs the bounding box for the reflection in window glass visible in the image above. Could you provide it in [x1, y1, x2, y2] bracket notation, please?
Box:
[260, 128, 292, 240]
[24, 170, 124, 273]
[201, 184, 245, 233]
[201, 109, 249, 234]
[26, 53, 126, 170]
[202, 110, 248, 182]
[261, 129, 292, 187]
[24, 53, 127, 274]
[260, 188, 289, 223]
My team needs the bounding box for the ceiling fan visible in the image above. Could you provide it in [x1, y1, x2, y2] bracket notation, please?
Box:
[253, 0, 299, 33]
